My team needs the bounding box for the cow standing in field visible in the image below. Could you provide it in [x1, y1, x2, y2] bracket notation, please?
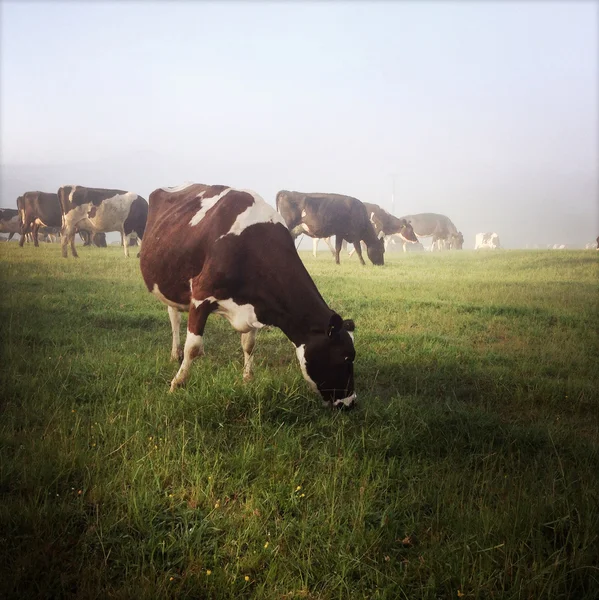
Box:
[140, 183, 357, 408]
[276, 190, 384, 266]
[475, 232, 501, 250]
[398, 213, 463, 251]
[17, 192, 62, 247]
[58, 186, 147, 258]
[0, 208, 21, 241]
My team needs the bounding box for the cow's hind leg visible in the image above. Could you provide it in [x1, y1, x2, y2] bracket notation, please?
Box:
[170, 300, 215, 392]
[61, 224, 78, 257]
[241, 330, 257, 381]
[334, 236, 343, 264]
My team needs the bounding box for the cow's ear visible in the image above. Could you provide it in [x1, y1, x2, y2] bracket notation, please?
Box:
[327, 313, 343, 337]
[342, 319, 355, 332]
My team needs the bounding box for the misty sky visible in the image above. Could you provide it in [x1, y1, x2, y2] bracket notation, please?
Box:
[1, 1, 597, 248]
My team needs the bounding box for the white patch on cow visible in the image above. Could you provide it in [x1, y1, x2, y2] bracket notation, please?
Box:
[348, 331, 354, 343]
[151, 284, 188, 310]
[295, 344, 318, 392]
[333, 392, 357, 408]
[192, 296, 264, 333]
[34, 217, 49, 227]
[370, 212, 376, 223]
[301, 209, 307, 218]
[189, 188, 231, 226]
[160, 182, 195, 192]
[302, 222, 312, 234]
[218, 191, 287, 239]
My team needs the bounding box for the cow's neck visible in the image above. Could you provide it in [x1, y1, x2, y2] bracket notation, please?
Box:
[361, 221, 380, 246]
[250, 257, 332, 347]
[384, 213, 404, 234]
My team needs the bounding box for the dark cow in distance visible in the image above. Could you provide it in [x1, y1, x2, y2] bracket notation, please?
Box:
[17, 192, 62, 247]
[58, 185, 147, 258]
[276, 190, 384, 266]
[0, 208, 21, 241]
[363, 202, 419, 249]
[140, 182, 357, 408]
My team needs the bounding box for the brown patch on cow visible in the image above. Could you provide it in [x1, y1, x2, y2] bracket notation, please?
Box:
[87, 206, 97, 219]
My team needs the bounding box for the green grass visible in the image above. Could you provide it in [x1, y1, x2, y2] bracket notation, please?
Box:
[1, 244, 598, 599]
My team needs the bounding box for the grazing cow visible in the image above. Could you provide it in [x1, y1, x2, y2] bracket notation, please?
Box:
[0, 208, 21, 241]
[140, 183, 357, 408]
[363, 203, 419, 250]
[58, 185, 148, 258]
[399, 213, 463, 251]
[475, 232, 501, 250]
[79, 230, 108, 247]
[17, 191, 62, 247]
[276, 190, 384, 265]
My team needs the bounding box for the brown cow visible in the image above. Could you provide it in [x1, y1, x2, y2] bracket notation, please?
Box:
[140, 183, 357, 408]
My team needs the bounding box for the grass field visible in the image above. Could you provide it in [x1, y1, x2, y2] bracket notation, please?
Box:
[1, 243, 598, 599]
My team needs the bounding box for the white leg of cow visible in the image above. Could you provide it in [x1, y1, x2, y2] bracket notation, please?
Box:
[312, 238, 318, 258]
[122, 229, 129, 257]
[168, 306, 183, 362]
[170, 329, 205, 391]
[241, 330, 257, 381]
[61, 224, 78, 258]
[169, 300, 214, 391]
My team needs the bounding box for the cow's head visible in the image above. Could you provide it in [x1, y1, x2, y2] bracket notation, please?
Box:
[397, 219, 419, 244]
[367, 234, 385, 265]
[452, 231, 464, 249]
[296, 314, 356, 408]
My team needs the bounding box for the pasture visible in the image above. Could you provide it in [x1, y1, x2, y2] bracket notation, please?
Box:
[1, 244, 598, 599]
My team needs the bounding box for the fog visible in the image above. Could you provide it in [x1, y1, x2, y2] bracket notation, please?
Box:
[1, 1, 597, 249]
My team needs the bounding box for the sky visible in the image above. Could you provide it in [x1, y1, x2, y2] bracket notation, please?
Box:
[1, 0, 597, 248]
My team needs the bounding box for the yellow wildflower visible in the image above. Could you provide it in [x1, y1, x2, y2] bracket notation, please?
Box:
[244, 575, 250, 582]
[206, 569, 212, 576]
[264, 542, 269, 549]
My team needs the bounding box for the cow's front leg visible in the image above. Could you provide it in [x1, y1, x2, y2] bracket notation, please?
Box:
[122, 230, 129, 257]
[168, 306, 183, 362]
[351, 239, 367, 266]
[61, 224, 78, 258]
[170, 299, 215, 392]
[241, 330, 257, 381]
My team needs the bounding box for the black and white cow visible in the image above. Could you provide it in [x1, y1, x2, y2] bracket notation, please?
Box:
[276, 190, 385, 266]
[17, 192, 62, 247]
[398, 213, 463, 251]
[58, 186, 148, 258]
[0, 208, 21, 241]
[140, 183, 357, 408]
[363, 203, 419, 250]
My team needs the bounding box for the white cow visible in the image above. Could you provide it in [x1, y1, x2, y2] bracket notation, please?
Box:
[475, 232, 501, 250]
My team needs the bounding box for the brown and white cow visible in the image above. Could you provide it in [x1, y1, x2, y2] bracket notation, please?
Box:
[58, 186, 148, 258]
[363, 203, 419, 250]
[140, 183, 357, 408]
[276, 190, 385, 266]
[17, 192, 62, 247]
[0, 208, 21, 241]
